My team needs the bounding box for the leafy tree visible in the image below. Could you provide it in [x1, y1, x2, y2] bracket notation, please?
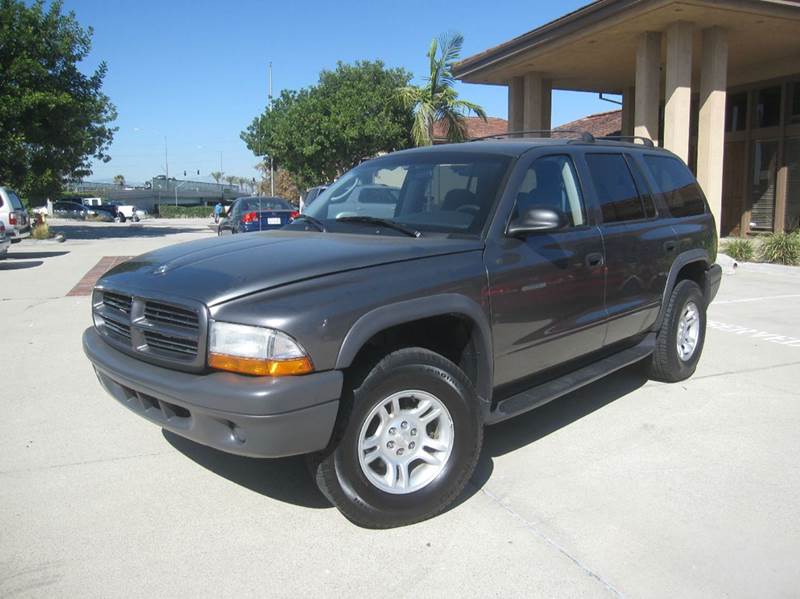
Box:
[256, 162, 299, 202]
[113, 174, 125, 186]
[400, 32, 486, 146]
[242, 60, 413, 190]
[0, 0, 117, 201]
[210, 171, 224, 184]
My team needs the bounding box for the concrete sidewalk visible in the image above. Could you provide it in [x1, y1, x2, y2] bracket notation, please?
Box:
[1, 228, 798, 598]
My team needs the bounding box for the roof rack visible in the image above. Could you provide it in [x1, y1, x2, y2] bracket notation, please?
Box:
[596, 135, 655, 148]
[469, 129, 595, 143]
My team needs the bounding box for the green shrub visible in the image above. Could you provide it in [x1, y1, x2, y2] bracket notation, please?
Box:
[758, 232, 800, 265]
[157, 205, 213, 218]
[721, 238, 755, 262]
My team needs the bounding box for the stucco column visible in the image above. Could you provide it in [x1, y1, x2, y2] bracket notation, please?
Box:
[697, 27, 727, 235]
[508, 77, 524, 136]
[622, 86, 635, 137]
[635, 32, 662, 143]
[522, 73, 552, 133]
[664, 21, 693, 162]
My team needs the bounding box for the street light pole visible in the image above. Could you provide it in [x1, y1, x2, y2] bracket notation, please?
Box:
[269, 61, 274, 197]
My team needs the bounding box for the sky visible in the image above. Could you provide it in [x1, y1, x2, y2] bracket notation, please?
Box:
[62, 0, 617, 185]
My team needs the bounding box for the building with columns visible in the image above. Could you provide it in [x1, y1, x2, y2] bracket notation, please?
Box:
[453, 0, 800, 236]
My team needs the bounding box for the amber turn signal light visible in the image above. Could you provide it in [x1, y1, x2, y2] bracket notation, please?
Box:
[208, 353, 314, 376]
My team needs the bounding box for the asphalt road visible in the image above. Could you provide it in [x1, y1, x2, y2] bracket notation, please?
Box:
[1, 220, 798, 598]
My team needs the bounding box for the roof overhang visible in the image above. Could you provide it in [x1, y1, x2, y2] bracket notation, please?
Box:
[454, 0, 800, 92]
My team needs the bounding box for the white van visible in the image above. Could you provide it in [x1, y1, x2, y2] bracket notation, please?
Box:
[0, 186, 31, 243]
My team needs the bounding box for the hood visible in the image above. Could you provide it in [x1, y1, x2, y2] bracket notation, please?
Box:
[97, 230, 483, 306]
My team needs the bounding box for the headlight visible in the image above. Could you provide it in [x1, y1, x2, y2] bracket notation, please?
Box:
[208, 321, 313, 376]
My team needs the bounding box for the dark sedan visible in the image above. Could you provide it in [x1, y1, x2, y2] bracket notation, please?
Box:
[217, 196, 298, 235]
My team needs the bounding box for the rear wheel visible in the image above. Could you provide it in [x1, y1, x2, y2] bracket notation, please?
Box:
[309, 348, 483, 528]
[646, 279, 706, 382]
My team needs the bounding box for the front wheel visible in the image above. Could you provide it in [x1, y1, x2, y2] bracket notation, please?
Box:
[310, 348, 483, 528]
[645, 279, 706, 382]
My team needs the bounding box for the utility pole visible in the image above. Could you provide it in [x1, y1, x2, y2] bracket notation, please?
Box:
[164, 136, 169, 179]
[268, 61, 274, 197]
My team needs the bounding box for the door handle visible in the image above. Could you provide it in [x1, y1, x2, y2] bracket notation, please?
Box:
[664, 241, 677, 253]
[585, 252, 604, 268]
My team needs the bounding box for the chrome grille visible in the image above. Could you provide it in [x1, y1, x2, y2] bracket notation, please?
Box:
[103, 291, 132, 315]
[102, 315, 131, 340]
[143, 330, 198, 356]
[144, 301, 199, 329]
[93, 289, 207, 371]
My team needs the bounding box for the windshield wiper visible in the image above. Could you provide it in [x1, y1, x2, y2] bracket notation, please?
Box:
[292, 213, 326, 232]
[336, 216, 423, 238]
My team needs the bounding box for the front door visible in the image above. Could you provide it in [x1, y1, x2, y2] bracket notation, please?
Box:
[722, 141, 746, 236]
[486, 154, 607, 387]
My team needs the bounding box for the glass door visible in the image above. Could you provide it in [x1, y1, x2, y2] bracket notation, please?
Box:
[750, 140, 779, 231]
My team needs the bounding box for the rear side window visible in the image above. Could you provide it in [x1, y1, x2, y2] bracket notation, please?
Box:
[6, 191, 24, 210]
[585, 153, 645, 222]
[644, 155, 706, 217]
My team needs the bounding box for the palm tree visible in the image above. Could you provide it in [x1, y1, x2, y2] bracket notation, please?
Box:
[401, 32, 487, 146]
[224, 175, 237, 187]
[113, 174, 125, 187]
[210, 171, 224, 184]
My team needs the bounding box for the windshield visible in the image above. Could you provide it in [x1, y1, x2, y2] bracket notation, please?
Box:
[297, 151, 512, 236]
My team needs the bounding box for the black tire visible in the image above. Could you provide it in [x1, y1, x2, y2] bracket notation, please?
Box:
[646, 279, 706, 382]
[309, 347, 483, 528]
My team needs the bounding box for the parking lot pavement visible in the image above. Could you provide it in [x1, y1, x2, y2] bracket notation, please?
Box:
[1, 232, 798, 598]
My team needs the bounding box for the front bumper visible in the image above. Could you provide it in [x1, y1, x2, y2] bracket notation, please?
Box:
[83, 327, 342, 458]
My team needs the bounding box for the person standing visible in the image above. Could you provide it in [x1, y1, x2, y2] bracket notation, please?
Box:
[214, 202, 223, 223]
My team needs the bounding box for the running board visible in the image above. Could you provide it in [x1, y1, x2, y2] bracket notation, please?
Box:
[486, 334, 656, 425]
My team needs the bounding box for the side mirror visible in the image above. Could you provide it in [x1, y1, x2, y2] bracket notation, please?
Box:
[507, 207, 568, 236]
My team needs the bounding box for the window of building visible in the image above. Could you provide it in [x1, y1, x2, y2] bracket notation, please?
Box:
[644, 155, 706, 217]
[725, 92, 748, 132]
[513, 155, 585, 227]
[585, 153, 645, 223]
[753, 86, 782, 129]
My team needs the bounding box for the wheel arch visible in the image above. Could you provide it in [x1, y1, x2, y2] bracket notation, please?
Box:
[653, 249, 710, 330]
[335, 294, 494, 407]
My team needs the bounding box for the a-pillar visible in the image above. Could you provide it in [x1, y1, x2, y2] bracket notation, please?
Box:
[697, 27, 727, 235]
[634, 31, 662, 143]
[664, 21, 694, 162]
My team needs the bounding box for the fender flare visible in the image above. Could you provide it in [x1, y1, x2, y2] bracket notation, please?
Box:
[653, 248, 710, 330]
[335, 294, 494, 405]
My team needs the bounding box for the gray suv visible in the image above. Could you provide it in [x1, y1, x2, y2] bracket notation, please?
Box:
[83, 135, 721, 528]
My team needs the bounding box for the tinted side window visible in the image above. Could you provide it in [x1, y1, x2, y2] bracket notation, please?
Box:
[513, 155, 586, 227]
[585, 153, 645, 223]
[644, 155, 706, 217]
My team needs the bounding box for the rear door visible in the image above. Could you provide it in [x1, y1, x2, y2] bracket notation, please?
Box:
[485, 152, 607, 387]
[580, 151, 676, 346]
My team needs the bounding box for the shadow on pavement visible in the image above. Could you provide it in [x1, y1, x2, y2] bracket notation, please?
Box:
[163, 430, 332, 509]
[50, 224, 207, 240]
[162, 364, 648, 517]
[457, 364, 648, 508]
[6, 251, 69, 259]
[0, 259, 44, 270]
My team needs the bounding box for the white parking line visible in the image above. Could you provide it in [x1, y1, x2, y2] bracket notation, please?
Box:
[714, 294, 800, 305]
[707, 320, 800, 347]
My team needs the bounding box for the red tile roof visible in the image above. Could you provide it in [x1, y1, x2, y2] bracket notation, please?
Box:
[432, 116, 508, 142]
[554, 109, 621, 137]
